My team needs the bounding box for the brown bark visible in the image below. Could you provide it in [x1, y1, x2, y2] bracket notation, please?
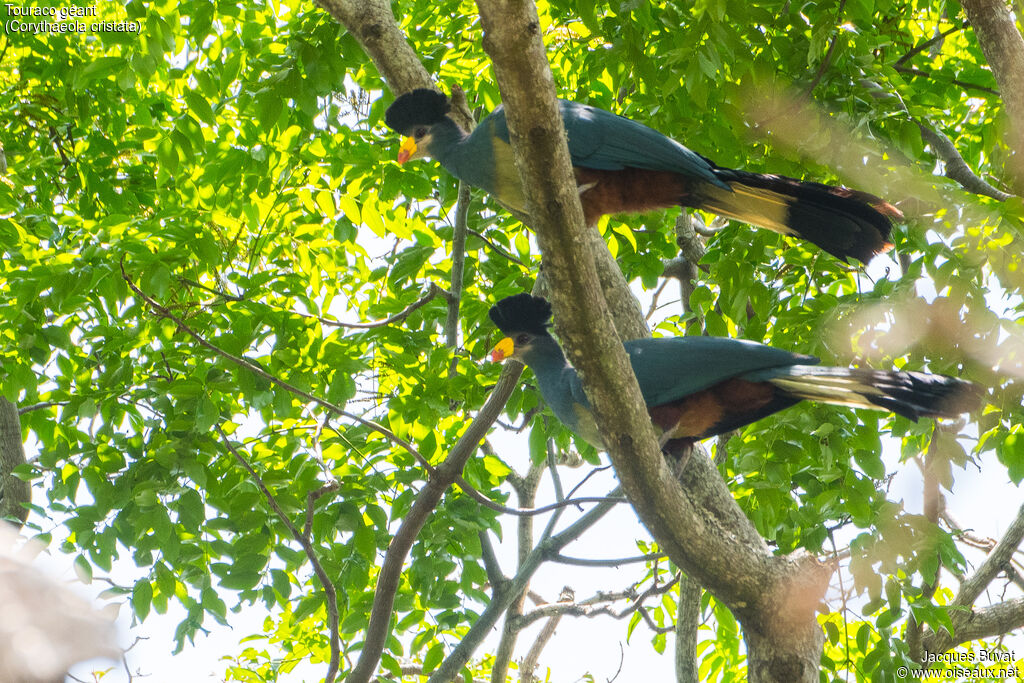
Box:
[0, 398, 29, 526]
[959, 0, 1024, 192]
[473, 1, 831, 680]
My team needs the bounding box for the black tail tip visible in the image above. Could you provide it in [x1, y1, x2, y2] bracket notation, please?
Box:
[723, 171, 902, 263]
[871, 372, 984, 420]
[789, 185, 902, 264]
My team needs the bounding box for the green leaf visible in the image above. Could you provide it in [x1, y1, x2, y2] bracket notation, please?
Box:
[423, 643, 445, 673]
[133, 580, 153, 621]
[853, 449, 886, 479]
[195, 395, 219, 433]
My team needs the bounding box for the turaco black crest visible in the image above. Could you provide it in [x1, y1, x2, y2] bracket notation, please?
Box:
[489, 294, 552, 337]
[385, 89, 451, 134]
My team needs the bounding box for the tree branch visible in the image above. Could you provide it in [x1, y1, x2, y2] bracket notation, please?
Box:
[474, 2, 832, 679]
[491, 460, 543, 683]
[427, 487, 623, 683]
[893, 23, 965, 68]
[466, 227, 526, 266]
[953, 501, 1024, 609]
[123, 257, 523, 683]
[958, 0, 1024, 192]
[922, 597, 1024, 653]
[351, 361, 523, 683]
[860, 79, 1011, 200]
[520, 606, 561, 683]
[675, 574, 702, 683]
[0, 398, 30, 526]
[550, 552, 664, 567]
[216, 426, 340, 683]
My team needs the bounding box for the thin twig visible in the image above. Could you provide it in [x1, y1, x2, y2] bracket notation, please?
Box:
[179, 276, 246, 302]
[893, 23, 965, 68]
[302, 283, 449, 329]
[860, 79, 1012, 200]
[803, 0, 847, 95]
[466, 227, 527, 265]
[17, 401, 67, 415]
[304, 482, 341, 541]
[892, 65, 1001, 97]
[122, 258, 431, 469]
[456, 486, 626, 517]
[562, 465, 613, 501]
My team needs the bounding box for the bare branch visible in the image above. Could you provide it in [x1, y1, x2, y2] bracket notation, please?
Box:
[427, 487, 622, 683]
[17, 400, 67, 415]
[491, 459, 544, 683]
[923, 597, 1024, 653]
[892, 64, 1001, 97]
[637, 605, 675, 635]
[551, 552, 664, 567]
[520, 606, 561, 683]
[954, 501, 1024, 609]
[512, 574, 679, 633]
[860, 79, 1012, 201]
[479, 530, 507, 589]
[457, 486, 626, 518]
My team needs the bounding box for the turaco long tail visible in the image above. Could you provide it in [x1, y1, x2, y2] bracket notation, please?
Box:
[488, 294, 981, 451]
[386, 89, 903, 264]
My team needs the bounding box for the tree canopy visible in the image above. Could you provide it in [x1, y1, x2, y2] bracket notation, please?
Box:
[2, 0, 1023, 681]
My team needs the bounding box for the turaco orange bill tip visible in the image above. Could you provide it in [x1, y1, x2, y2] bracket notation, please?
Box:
[397, 137, 417, 164]
[490, 337, 515, 362]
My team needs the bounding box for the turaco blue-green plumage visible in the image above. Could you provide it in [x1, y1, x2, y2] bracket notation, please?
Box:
[488, 294, 981, 450]
[385, 89, 904, 264]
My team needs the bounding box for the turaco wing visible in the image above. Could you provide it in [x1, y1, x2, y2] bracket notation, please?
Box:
[386, 89, 903, 264]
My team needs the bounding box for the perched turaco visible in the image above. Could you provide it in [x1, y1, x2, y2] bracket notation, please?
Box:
[385, 89, 903, 263]
[488, 294, 981, 451]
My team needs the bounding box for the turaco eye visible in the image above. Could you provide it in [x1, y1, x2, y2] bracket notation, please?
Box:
[413, 126, 428, 140]
[515, 333, 530, 345]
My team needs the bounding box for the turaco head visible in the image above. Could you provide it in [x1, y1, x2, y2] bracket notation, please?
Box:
[488, 293, 553, 363]
[384, 89, 452, 164]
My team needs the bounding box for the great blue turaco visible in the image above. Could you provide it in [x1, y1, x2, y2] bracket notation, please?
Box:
[488, 294, 981, 451]
[385, 89, 903, 264]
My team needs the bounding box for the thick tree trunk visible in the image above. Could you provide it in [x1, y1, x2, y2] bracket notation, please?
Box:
[0, 398, 29, 526]
[959, 0, 1024, 192]
[473, 1, 831, 681]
